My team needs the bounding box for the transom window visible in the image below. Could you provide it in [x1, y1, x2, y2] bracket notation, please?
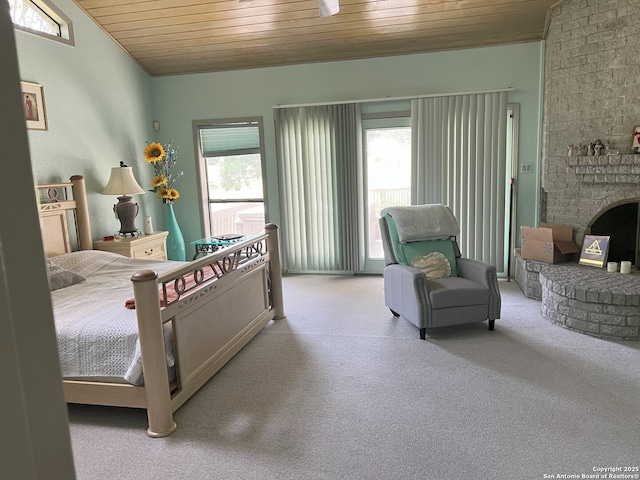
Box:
[8, 0, 73, 44]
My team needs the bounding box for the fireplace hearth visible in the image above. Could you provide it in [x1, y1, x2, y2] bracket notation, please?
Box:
[515, 251, 639, 339]
[539, 262, 640, 340]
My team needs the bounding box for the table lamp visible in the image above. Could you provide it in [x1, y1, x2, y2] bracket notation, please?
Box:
[102, 162, 146, 235]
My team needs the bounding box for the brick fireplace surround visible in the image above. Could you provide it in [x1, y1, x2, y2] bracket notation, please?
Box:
[541, 1, 640, 235]
[515, 0, 640, 340]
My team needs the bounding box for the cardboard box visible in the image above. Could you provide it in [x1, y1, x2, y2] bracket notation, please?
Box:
[520, 223, 580, 264]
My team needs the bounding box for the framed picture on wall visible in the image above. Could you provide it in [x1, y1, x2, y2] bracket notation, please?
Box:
[20, 81, 48, 131]
[632, 125, 640, 153]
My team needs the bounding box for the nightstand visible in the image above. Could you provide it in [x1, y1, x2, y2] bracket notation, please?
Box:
[94, 231, 169, 261]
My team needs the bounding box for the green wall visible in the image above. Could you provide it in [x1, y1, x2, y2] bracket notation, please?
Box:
[152, 43, 543, 256]
[14, 0, 543, 258]
[14, 0, 160, 240]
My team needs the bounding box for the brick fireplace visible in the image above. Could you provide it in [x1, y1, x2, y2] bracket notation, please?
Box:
[566, 154, 640, 263]
[544, 153, 640, 254]
[514, 0, 640, 339]
[517, 0, 640, 293]
[540, 0, 640, 245]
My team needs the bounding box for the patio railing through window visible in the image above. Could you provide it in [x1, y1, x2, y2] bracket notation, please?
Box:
[368, 187, 410, 259]
[209, 202, 265, 236]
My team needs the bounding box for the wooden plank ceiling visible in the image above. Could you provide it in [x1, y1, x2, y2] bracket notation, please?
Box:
[73, 0, 558, 76]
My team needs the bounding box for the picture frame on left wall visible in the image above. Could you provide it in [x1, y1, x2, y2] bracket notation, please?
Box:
[21, 81, 47, 131]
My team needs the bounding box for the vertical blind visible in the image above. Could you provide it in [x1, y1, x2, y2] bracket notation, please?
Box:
[274, 104, 363, 272]
[412, 92, 508, 270]
[274, 91, 509, 273]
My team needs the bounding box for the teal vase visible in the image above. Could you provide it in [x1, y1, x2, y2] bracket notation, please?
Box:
[164, 204, 186, 261]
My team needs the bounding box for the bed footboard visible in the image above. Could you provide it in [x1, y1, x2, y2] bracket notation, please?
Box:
[46, 178, 285, 436]
[131, 223, 285, 437]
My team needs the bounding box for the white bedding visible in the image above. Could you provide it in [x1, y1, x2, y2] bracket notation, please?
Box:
[50, 250, 187, 385]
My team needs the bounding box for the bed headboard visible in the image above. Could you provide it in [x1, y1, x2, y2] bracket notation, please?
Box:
[38, 175, 93, 256]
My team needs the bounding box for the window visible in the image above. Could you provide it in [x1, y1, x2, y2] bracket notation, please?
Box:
[194, 118, 267, 238]
[8, 0, 73, 45]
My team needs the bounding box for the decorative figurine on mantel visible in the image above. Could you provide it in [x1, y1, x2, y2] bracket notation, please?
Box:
[567, 143, 584, 156]
[593, 139, 604, 156]
[585, 139, 604, 156]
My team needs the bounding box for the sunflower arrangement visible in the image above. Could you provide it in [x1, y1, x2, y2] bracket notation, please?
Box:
[144, 141, 183, 205]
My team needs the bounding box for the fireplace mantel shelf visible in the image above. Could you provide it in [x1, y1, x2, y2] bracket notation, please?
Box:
[564, 154, 640, 184]
[567, 154, 640, 164]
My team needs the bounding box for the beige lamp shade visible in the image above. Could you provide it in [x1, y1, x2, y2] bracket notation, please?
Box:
[102, 165, 145, 196]
[102, 164, 145, 235]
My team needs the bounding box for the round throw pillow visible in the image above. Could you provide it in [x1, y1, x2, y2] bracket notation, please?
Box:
[411, 251, 451, 279]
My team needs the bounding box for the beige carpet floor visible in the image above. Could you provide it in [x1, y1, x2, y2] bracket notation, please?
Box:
[68, 275, 640, 480]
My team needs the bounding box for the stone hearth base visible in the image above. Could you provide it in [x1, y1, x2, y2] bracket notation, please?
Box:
[514, 249, 544, 300]
[539, 264, 640, 340]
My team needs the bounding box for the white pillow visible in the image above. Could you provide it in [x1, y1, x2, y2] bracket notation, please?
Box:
[411, 252, 451, 279]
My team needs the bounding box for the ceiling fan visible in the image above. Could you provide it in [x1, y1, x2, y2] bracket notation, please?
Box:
[318, 0, 340, 17]
[239, 0, 340, 18]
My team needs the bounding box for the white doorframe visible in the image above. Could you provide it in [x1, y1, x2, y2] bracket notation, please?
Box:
[506, 104, 520, 279]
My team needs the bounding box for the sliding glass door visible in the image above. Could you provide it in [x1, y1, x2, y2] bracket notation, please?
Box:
[362, 115, 411, 273]
[274, 97, 517, 276]
[362, 102, 516, 276]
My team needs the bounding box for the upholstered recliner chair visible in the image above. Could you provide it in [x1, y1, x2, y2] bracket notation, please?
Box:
[379, 204, 501, 339]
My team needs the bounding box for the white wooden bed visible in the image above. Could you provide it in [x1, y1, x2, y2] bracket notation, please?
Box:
[38, 175, 285, 437]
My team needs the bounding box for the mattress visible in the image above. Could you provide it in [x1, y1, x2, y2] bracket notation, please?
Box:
[50, 250, 187, 385]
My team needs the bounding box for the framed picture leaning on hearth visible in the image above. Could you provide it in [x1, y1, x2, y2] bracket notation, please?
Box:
[20, 81, 47, 131]
[579, 235, 610, 268]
